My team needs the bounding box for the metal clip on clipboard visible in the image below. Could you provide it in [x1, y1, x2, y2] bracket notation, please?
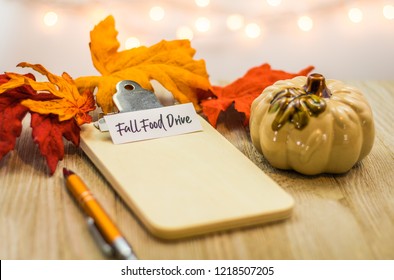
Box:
[95, 80, 163, 132]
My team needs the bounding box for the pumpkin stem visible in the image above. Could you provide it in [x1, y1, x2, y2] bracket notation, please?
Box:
[304, 73, 331, 98]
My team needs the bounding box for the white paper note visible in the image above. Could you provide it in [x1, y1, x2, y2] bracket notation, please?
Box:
[104, 103, 203, 144]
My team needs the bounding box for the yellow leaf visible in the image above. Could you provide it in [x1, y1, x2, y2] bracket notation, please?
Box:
[75, 15, 212, 114]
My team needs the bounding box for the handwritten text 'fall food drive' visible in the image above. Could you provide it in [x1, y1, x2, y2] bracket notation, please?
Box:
[115, 113, 192, 136]
[104, 103, 203, 144]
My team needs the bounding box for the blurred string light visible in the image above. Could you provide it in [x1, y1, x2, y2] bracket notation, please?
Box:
[383, 4, 394, 20]
[297, 16, 313, 31]
[125, 37, 141, 49]
[195, 17, 211, 32]
[43, 11, 58, 27]
[266, 0, 282, 7]
[149, 6, 165, 21]
[348, 7, 363, 23]
[244, 23, 261, 38]
[35, 0, 392, 44]
[195, 0, 210, 8]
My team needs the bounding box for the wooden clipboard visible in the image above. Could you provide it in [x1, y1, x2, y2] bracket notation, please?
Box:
[80, 116, 294, 239]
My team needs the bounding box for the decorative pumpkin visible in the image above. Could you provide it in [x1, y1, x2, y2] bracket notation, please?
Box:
[250, 73, 375, 175]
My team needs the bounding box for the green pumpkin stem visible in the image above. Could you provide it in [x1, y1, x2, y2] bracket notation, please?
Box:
[303, 73, 331, 98]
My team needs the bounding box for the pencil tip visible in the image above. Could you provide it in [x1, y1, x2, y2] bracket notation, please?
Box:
[63, 168, 74, 178]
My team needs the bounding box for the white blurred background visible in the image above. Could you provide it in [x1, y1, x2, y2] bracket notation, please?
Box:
[0, 0, 393, 83]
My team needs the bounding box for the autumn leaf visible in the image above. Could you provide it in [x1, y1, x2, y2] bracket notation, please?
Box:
[75, 15, 212, 114]
[31, 113, 80, 175]
[201, 63, 315, 127]
[1, 63, 96, 125]
[0, 64, 95, 175]
[0, 74, 36, 161]
[0, 98, 28, 160]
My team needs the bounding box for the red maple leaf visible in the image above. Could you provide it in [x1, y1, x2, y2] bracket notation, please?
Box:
[1, 68, 92, 175]
[0, 74, 36, 161]
[201, 63, 315, 127]
[31, 113, 80, 175]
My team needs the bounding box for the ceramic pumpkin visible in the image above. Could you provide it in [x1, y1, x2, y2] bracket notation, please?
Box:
[250, 73, 375, 175]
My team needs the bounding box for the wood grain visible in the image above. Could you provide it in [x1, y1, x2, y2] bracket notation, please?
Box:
[0, 81, 393, 260]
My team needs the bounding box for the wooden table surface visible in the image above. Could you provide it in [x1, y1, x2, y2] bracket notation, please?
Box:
[0, 81, 393, 260]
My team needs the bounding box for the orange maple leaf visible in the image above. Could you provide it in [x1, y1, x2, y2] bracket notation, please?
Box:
[0, 63, 95, 125]
[201, 63, 315, 127]
[75, 15, 212, 114]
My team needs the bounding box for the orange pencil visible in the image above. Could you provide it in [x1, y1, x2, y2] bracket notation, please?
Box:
[63, 168, 137, 260]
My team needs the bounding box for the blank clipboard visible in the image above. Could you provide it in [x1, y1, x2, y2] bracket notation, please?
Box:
[80, 116, 294, 239]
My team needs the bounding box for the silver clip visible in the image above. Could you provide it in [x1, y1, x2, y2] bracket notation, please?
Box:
[95, 80, 163, 131]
